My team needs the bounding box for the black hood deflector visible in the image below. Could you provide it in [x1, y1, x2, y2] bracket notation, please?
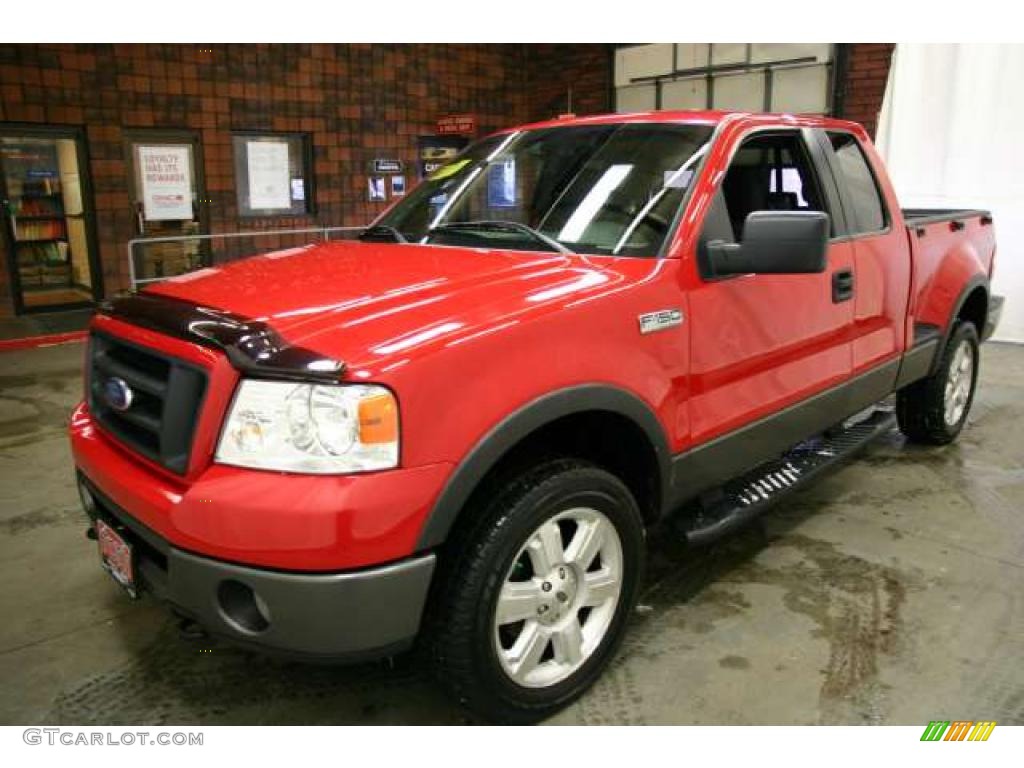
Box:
[98, 293, 346, 383]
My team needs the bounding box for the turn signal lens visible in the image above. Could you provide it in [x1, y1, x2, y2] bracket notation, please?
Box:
[358, 392, 398, 444]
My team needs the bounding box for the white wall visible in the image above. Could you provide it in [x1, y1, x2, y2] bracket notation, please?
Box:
[877, 44, 1024, 342]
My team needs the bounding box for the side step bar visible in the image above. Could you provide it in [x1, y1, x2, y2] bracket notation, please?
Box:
[674, 408, 896, 546]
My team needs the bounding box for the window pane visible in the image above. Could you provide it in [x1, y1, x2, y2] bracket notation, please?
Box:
[716, 133, 827, 240]
[674, 44, 710, 70]
[771, 65, 830, 114]
[828, 133, 886, 233]
[614, 44, 674, 87]
[661, 78, 707, 110]
[711, 44, 747, 66]
[616, 84, 657, 113]
[713, 71, 764, 111]
[750, 44, 832, 65]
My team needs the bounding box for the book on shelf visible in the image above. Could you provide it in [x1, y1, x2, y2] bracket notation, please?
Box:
[14, 218, 67, 241]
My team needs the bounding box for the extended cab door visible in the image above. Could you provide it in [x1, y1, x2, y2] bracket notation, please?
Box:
[817, 130, 911, 377]
[686, 128, 856, 455]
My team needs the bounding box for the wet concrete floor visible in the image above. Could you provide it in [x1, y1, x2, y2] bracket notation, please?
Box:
[0, 340, 1021, 725]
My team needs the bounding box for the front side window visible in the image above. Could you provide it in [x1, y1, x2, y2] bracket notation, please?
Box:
[697, 131, 829, 276]
[370, 123, 713, 257]
[827, 132, 886, 234]
[716, 131, 829, 241]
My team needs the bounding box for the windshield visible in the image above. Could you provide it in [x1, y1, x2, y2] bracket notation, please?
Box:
[373, 123, 714, 257]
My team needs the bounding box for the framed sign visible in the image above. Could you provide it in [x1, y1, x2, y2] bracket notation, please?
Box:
[487, 159, 516, 208]
[368, 176, 386, 202]
[372, 158, 403, 174]
[138, 145, 192, 221]
[437, 114, 477, 136]
[247, 141, 290, 209]
[232, 133, 313, 217]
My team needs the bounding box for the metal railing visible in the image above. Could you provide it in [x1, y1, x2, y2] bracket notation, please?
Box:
[127, 226, 367, 292]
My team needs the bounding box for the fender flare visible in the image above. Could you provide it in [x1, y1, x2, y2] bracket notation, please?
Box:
[415, 384, 673, 550]
[931, 274, 989, 374]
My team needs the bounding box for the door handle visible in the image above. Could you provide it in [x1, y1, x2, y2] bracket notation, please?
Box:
[832, 268, 854, 303]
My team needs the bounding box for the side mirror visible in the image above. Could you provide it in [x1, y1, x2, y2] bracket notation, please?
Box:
[707, 210, 829, 276]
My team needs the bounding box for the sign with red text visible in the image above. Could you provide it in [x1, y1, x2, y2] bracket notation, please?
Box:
[139, 145, 192, 221]
[436, 114, 477, 136]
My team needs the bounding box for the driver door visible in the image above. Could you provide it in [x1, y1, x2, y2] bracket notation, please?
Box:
[686, 129, 855, 459]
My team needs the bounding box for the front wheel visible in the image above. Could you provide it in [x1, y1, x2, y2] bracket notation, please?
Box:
[431, 460, 645, 723]
[897, 321, 980, 445]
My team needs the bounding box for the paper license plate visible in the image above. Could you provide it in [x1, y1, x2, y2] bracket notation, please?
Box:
[95, 518, 137, 597]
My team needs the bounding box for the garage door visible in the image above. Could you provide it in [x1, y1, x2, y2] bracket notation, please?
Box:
[615, 44, 835, 115]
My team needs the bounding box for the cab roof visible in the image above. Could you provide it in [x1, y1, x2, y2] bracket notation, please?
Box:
[508, 109, 866, 136]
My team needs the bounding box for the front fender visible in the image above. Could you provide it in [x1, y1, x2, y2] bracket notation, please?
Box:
[415, 384, 672, 550]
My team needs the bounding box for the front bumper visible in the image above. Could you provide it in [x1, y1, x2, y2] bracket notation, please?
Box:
[81, 474, 435, 660]
[70, 401, 452, 570]
[982, 294, 1005, 342]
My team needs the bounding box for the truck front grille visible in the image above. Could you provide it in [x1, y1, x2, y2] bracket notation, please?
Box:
[88, 332, 207, 474]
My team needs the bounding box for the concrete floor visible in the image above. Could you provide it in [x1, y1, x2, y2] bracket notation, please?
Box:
[0, 340, 1022, 726]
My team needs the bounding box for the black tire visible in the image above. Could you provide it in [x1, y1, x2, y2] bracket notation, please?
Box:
[897, 321, 980, 445]
[430, 459, 645, 723]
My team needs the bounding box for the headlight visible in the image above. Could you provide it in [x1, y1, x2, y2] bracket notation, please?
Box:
[216, 380, 399, 474]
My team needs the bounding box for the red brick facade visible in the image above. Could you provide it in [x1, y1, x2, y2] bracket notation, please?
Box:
[0, 43, 891, 317]
[525, 44, 613, 120]
[838, 43, 896, 138]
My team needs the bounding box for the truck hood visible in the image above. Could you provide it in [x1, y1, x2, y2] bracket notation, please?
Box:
[145, 241, 641, 371]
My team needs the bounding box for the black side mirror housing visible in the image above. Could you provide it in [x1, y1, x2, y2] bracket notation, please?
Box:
[707, 210, 830, 276]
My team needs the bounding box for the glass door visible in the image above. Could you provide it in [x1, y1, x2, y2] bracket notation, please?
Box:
[124, 129, 209, 286]
[0, 125, 101, 313]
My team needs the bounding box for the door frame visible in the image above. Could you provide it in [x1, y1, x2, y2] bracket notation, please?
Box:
[0, 122, 104, 315]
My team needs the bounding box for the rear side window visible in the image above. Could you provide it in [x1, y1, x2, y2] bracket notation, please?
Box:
[827, 132, 886, 234]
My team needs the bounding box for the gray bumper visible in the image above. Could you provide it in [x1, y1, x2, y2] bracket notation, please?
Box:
[80, 472, 435, 661]
[161, 548, 435, 660]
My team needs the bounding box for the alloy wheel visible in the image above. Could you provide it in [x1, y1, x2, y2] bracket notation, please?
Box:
[492, 507, 623, 689]
[943, 339, 974, 426]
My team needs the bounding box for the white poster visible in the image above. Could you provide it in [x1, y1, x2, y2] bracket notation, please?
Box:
[139, 145, 192, 221]
[247, 141, 291, 210]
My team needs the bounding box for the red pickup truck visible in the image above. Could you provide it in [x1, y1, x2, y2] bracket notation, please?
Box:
[70, 110, 1002, 723]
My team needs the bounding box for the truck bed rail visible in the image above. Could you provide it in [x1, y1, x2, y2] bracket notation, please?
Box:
[902, 208, 991, 227]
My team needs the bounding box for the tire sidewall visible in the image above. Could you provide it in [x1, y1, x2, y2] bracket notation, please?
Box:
[469, 468, 645, 716]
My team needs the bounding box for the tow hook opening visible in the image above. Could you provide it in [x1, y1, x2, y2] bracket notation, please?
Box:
[217, 579, 271, 634]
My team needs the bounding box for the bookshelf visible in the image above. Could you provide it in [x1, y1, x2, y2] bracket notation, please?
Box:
[7, 183, 73, 292]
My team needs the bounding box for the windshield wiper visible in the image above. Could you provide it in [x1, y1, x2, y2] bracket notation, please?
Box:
[360, 224, 408, 243]
[427, 220, 575, 255]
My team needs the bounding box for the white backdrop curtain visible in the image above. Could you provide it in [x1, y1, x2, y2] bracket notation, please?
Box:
[877, 43, 1024, 342]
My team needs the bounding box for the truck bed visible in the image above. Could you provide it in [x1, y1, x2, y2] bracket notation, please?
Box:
[902, 207, 996, 341]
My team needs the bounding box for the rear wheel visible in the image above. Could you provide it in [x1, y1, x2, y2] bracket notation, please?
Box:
[897, 321, 980, 445]
[431, 460, 644, 723]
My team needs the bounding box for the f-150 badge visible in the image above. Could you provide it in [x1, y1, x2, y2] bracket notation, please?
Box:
[638, 309, 684, 334]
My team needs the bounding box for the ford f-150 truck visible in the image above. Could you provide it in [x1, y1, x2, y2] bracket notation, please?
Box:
[70, 110, 1002, 723]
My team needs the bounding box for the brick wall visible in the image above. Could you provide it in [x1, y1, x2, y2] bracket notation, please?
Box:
[0, 43, 542, 313]
[524, 44, 614, 121]
[0, 43, 891, 317]
[839, 43, 896, 139]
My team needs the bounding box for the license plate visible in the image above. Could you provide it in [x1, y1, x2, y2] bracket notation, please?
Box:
[95, 518, 137, 598]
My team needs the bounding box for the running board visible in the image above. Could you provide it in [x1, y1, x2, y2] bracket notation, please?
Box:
[674, 408, 896, 546]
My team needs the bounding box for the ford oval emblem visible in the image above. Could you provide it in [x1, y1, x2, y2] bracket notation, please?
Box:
[103, 377, 134, 412]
